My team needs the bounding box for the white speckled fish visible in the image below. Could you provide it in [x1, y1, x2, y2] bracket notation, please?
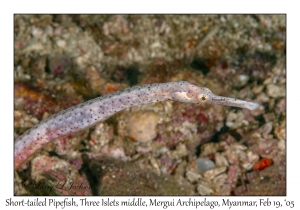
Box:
[14, 81, 259, 169]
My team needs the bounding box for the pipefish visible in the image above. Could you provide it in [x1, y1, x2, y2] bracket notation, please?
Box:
[14, 81, 260, 169]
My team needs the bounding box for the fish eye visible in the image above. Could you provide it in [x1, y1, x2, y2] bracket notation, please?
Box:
[198, 94, 208, 102]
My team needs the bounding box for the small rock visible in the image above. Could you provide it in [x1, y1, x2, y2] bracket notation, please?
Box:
[257, 92, 269, 102]
[226, 111, 247, 129]
[215, 152, 229, 167]
[252, 85, 264, 94]
[274, 121, 286, 141]
[258, 122, 273, 135]
[203, 166, 227, 180]
[169, 144, 188, 159]
[195, 157, 215, 173]
[241, 151, 259, 170]
[197, 181, 213, 195]
[126, 111, 159, 142]
[277, 139, 285, 151]
[234, 74, 249, 87]
[200, 142, 222, 157]
[186, 170, 202, 183]
[266, 84, 285, 98]
[89, 123, 114, 152]
[211, 173, 228, 193]
[232, 143, 247, 151]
